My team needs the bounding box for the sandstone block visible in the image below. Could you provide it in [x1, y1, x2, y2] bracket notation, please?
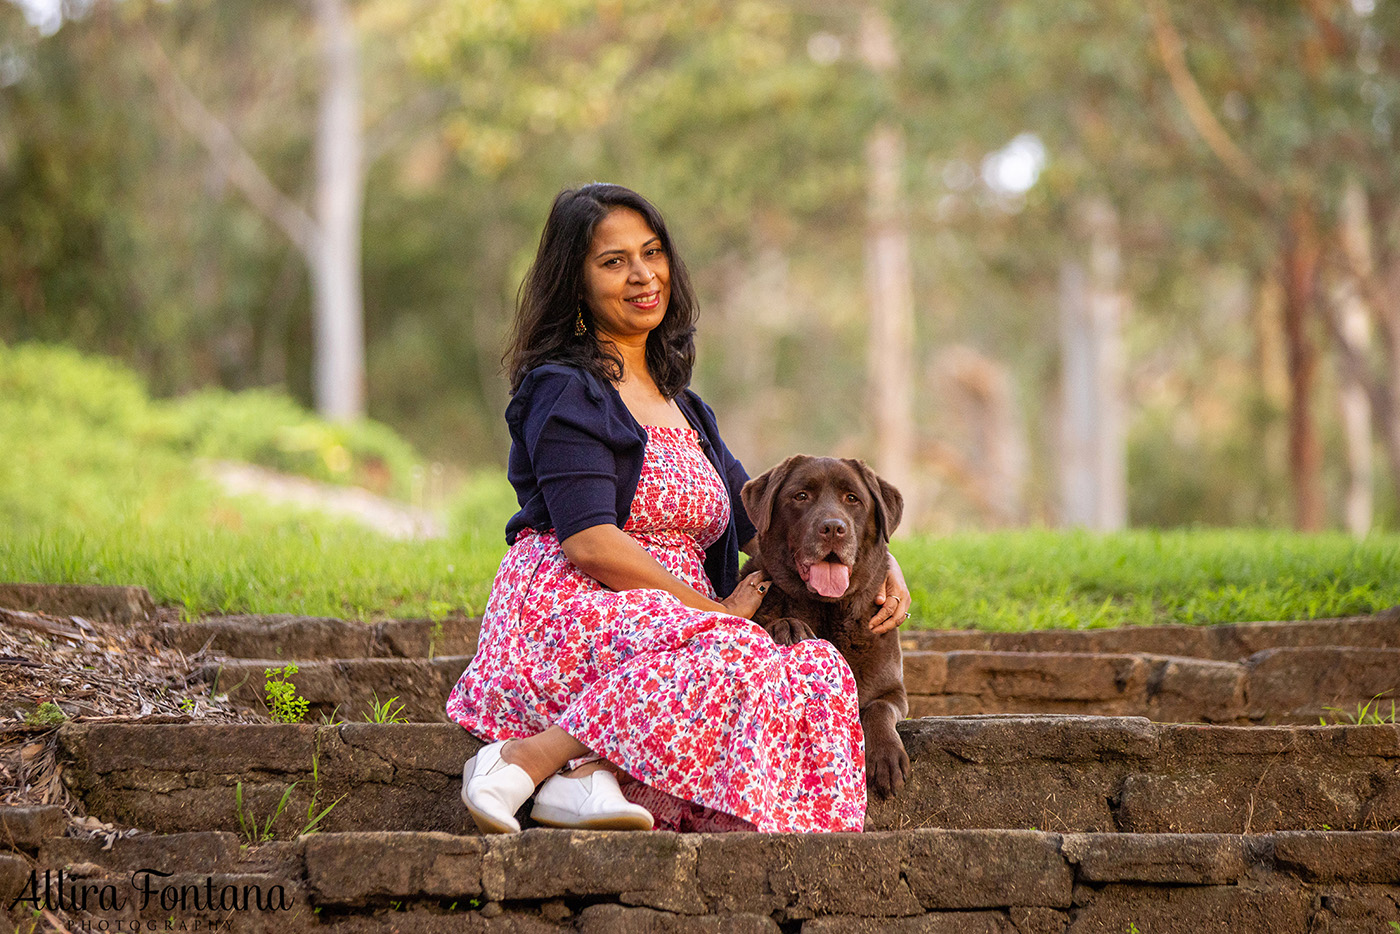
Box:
[65, 723, 320, 775]
[802, 913, 1013, 933]
[0, 853, 30, 906]
[1067, 883, 1309, 934]
[900, 715, 1158, 766]
[944, 653, 1148, 705]
[1246, 647, 1400, 722]
[39, 832, 238, 873]
[867, 756, 1120, 834]
[1061, 833, 1248, 884]
[1305, 888, 1400, 932]
[490, 831, 703, 913]
[1271, 831, 1400, 883]
[335, 722, 474, 775]
[376, 616, 480, 658]
[1114, 765, 1384, 834]
[905, 695, 982, 718]
[577, 904, 777, 933]
[900, 830, 1071, 910]
[1156, 723, 1298, 756]
[304, 832, 484, 906]
[1143, 656, 1247, 724]
[902, 652, 948, 694]
[0, 806, 66, 850]
[696, 832, 921, 919]
[1008, 908, 1069, 934]
[156, 615, 374, 659]
[0, 583, 153, 624]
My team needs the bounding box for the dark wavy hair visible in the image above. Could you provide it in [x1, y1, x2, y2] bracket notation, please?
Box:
[505, 183, 698, 399]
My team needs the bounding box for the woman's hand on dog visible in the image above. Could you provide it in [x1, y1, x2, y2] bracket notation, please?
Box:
[721, 571, 770, 619]
[869, 554, 911, 634]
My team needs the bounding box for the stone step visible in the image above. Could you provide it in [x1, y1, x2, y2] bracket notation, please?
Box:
[0, 582, 155, 625]
[56, 716, 1400, 837]
[153, 608, 1400, 663]
[901, 607, 1400, 660]
[906, 645, 1400, 725]
[151, 613, 480, 660]
[3, 821, 1398, 933]
[195, 655, 470, 724]
[196, 645, 1400, 727]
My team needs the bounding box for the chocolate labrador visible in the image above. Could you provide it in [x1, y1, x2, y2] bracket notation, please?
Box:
[740, 455, 910, 798]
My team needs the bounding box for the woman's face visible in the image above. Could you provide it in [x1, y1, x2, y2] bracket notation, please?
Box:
[581, 207, 671, 344]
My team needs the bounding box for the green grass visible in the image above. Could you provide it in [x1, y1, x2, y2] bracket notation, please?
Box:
[895, 529, 1400, 630]
[0, 521, 502, 621]
[4, 521, 1397, 629]
[3, 340, 1398, 628]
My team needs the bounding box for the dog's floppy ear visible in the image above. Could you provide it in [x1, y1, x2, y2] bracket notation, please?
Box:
[741, 455, 803, 539]
[846, 458, 904, 542]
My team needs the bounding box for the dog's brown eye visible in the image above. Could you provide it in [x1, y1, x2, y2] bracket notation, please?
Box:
[793, 491, 809, 502]
[845, 493, 860, 505]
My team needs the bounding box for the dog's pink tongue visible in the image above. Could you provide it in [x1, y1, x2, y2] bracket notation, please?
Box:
[807, 561, 850, 598]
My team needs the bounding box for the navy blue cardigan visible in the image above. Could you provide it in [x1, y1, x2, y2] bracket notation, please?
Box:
[503, 363, 758, 598]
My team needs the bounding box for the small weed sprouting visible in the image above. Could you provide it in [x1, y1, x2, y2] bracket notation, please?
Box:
[319, 704, 344, 725]
[1319, 692, 1397, 726]
[303, 738, 347, 836]
[24, 701, 66, 726]
[364, 693, 409, 724]
[428, 616, 446, 661]
[233, 744, 344, 845]
[235, 780, 296, 844]
[264, 665, 309, 723]
[1389, 923, 1400, 934]
[179, 697, 197, 714]
[1126, 923, 1142, 934]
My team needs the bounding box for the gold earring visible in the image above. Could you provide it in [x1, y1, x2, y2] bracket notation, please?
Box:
[574, 304, 587, 336]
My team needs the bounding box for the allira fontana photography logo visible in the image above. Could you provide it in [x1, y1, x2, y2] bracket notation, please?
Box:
[8, 867, 293, 921]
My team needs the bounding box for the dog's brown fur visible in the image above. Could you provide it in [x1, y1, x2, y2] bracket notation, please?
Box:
[740, 455, 910, 798]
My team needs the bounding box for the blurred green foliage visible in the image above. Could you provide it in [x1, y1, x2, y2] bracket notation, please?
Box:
[166, 388, 421, 498]
[3, 0, 1399, 532]
[0, 342, 422, 517]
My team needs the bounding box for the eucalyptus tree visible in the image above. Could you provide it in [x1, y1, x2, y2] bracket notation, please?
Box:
[1139, 0, 1400, 528]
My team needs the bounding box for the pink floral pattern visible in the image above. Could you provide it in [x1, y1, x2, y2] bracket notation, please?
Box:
[446, 425, 866, 832]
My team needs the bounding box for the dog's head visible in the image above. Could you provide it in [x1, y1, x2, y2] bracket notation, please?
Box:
[741, 455, 903, 603]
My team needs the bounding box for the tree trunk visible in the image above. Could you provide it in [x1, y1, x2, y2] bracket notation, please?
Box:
[1279, 208, 1325, 531]
[933, 346, 1028, 527]
[860, 9, 915, 506]
[133, 4, 367, 422]
[1333, 181, 1374, 537]
[312, 0, 366, 422]
[1057, 198, 1128, 530]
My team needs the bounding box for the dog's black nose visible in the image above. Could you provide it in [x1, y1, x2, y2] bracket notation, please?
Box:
[820, 517, 848, 538]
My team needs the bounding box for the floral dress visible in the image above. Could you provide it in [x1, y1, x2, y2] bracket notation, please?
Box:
[446, 425, 866, 832]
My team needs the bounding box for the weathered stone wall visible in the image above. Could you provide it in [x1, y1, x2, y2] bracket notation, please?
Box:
[899, 608, 1400, 659]
[4, 818, 1398, 934]
[57, 717, 1400, 837]
[180, 614, 1400, 725]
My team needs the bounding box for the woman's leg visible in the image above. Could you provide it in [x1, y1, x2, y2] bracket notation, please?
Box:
[498, 726, 616, 783]
[497, 726, 586, 784]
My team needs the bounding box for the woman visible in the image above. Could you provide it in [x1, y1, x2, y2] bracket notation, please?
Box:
[446, 183, 911, 834]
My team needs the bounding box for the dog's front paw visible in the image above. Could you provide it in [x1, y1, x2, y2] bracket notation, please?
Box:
[766, 617, 816, 645]
[866, 736, 910, 799]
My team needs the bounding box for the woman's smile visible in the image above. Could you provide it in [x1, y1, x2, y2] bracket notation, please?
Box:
[626, 290, 662, 310]
[583, 207, 672, 341]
